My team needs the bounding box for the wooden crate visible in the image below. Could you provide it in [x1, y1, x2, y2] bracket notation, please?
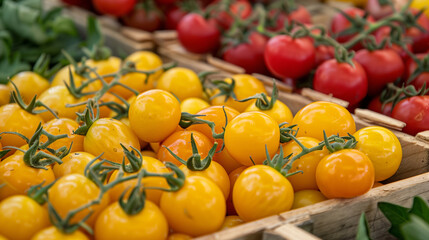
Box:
[158, 53, 429, 240]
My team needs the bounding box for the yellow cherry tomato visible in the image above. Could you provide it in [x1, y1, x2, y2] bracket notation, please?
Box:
[292, 101, 356, 141]
[141, 150, 157, 158]
[227, 166, 247, 215]
[168, 233, 192, 240]
[291, 190, 327, 209]
[41, 118, 84, 153]
[84, 118, 140, 164]
[95, 201, 168, 240]
[0, 104, 44, 148]
[129, 89, 181, 143]
[86, 56, 122, 83]
[179, 161, 230, 199]
[8, 71, 49, 103]
[96, 92, 125, 118]
[31, 227, 89, 240]
[214, 149, 244, 174]
[221, 215, 244, 230]
[112, 51, 163, 99]
[160, 176, 225, 237]
[37, 86, 85, 122]
[245, 97, 293, 126]
[48, 174, 110, 228]
[210, 74, 267, 112]
[0, 153, 55, 200]
[53, 152, 96, 178]
[316, 149, 374, 199]
[411, 0, 429, 18]
[281, 137, 329, 191]
[0, 84, 10, 106]
[353, 126, 402, 182]
[0, 195, 50, 240]
[225, 112, 280, 166]
[108, 156, 169, 205]
[233, 165, 294, 222]
[157, 67, 203, 101]
[180, 97, 210, 114]
[51, 65, 101, 93]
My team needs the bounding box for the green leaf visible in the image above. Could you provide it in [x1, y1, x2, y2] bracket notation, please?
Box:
[378, 201, 410, 239]
[85, 16, 103, 50]
[356, 213, 372, 240]
[401, 215, 429, 240]
[51, 16, 78, 36]
[409, 196, 429, 224]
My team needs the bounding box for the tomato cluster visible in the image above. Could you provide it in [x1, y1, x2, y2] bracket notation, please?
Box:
[0, 47, 404, 239]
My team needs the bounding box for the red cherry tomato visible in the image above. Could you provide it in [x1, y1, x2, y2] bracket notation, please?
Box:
[268, 6, 312, 31]
[315, 45, 335, 66]
[92, 0, 136, 17]
[313, 59, 368, 107]
[354, 49, 404, 96]
[374, 26, 412, 63]
[213, 0, 252, 30]
[177, 13, 220, 54]
[156, 0, 176, 4]
[122, 7, 163, 32]
[391, 96, 429, 135]
[406, 8, 429, 53]
[288, 5, 312, 24]
[223, 32, 269, 74]
[405, 54, 429, 92]
[368, 96, 393, 117]
[330, 8, 375, 50]
[264, 35, 315, 79]
[165, 7, 188, 30]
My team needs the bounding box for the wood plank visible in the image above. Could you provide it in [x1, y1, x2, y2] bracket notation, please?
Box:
[121, 27, 153, 42]
[162, 43, 206, 61]
[267, 224, 322, 240]
[354, 108, 406, 132]
[417, 131, 429, 144]
[300, 88, 349, 108]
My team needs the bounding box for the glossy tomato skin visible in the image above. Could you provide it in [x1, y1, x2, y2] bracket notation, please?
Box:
[129, 89, 181, 143]
[233, 165, 294, 221]
[0, 195, 50, 240]
[221, 215, 244, 230]
[42, 118, 84, 153]
[314, 59, 368, 107]
[31, 226, 89, 240]
[264, 35, 315, 79]
[291, 190, 327, 209]
[177, 13, 220, 54]
[245, 96, 293, 126]
[53, 152, 96, 178]
[84, 118, 140, 164]
[180, 161, 230, 199]
[223, 32, 269, 74]
[92, 0, 136, 17]
[0, 104, 44, 148]
[8, 71, 49, 104]
[315, 45, 335, 66]
[406, 8, 429, 53]
[160, 176, 226, 237]
[225, 112, 280, 166]
[0, 84, 10, 106]
[405, 54, 429, 92]
[353, 126, 402, 181]
[291, 101, 356, 141]
[210, 74, 267, 112]
[354, 49, 404, 96]
[158, 130, 213, 166]
[122, 7, 163, 32]
[95, 201, 168, 240]
[391, 96, 429, 135]
[330, 8, 375, 50]
[180, 98, 210, 114]
[226, 166, 246, 215]
[156, 67, 203, 101]
[48, 174, 110, 228]
[368, 96, 393, 117]
[316, 149, 375, 198]
[281, 137, 329, 191]
[0, 154, 55, 200]
[108, 156, 169, 205]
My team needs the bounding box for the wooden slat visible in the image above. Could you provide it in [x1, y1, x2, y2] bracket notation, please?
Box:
[153, 30, 178, 42]
[267, 224, 322, 240]
[300, 88, 349, 108]
[417, 131, 429, 144]
[121, 27, 153, 42]
[98, 16, 121, 30]
[354, 108, 406, 131]
[206, 55, 246, 74]
[162, 43, 206, 61]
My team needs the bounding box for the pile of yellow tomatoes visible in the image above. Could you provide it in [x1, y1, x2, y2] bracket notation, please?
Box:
[0, 50, 403, 240]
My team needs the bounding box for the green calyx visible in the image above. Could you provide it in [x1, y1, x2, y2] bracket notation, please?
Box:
[10, 81, 59, 118]
[407, 55, 429, 85]
[209, 78, 238, 102]
[32, 53, 62, 80]
[379, 83, 429, 112]
[179, 112, 225, 141]
[238, 80, 279, 111]
[74, 100, 100, 136]
[322, 131, 358, 153]
[120, 144, 143, 173]
[279, 124, 299, 143]
[119, 171, 146, 216]
[163, 133, 218, 171]
[27, 181, 56, 205]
